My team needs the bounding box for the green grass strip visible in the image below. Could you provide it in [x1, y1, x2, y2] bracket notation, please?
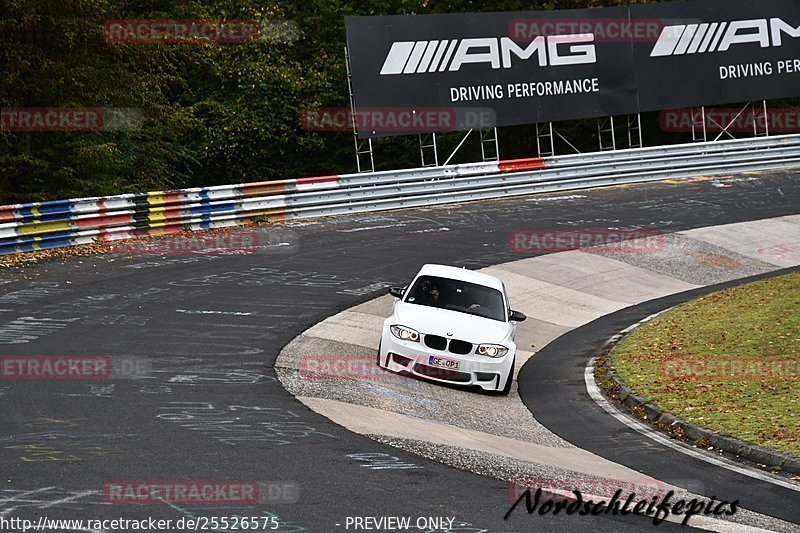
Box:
[610, 272, 800, 457]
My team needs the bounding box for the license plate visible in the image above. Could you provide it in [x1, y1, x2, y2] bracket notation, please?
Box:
[428, 356, 459, 370]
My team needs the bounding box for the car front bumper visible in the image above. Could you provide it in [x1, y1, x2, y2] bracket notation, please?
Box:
[378, 328, 514, 392]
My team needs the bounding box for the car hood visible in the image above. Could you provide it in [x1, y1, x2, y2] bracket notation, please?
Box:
[394, 302, 512, 344]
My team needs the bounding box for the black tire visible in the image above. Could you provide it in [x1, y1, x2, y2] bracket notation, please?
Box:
[377, 341, 383, 367]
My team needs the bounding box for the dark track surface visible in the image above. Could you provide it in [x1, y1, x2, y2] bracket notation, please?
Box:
[519, 266, 800, 527]
[1, 170, 799, 532]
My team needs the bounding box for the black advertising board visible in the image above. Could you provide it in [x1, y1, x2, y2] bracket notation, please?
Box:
[344, 8, 639, 137]
[631, 0, 800, 111]
[345, 1, 800, 138]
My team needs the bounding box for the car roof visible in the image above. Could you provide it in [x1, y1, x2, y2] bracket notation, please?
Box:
[415, 264, 504, 291]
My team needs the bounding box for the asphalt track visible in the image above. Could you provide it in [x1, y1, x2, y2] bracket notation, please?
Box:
[0, 169, 799, 532]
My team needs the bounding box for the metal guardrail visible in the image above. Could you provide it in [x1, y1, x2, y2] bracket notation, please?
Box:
[2, 133, 800, 255]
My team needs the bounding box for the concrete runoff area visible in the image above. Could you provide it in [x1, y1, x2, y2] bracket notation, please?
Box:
[277, 214, 800, 531]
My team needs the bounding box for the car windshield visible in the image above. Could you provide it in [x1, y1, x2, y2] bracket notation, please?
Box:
[404, 275, 506, 322]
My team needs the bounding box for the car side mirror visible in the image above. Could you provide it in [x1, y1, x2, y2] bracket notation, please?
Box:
[509, 310, 527, 322]
[389, 287, 405, 299]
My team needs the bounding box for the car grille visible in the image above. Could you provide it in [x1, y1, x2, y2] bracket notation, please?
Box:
[424, 334, 447, 351]
[423, 334, 473, 355]
[413, 363, 471, 383]
[448, 339, 472, 355]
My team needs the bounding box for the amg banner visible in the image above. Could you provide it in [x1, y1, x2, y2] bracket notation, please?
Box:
[631, 0, 800, 111]
[344, 0, 800, 137]
[344, 7, 639, 137]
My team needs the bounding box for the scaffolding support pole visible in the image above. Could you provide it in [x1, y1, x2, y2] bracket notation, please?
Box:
[536, 122, 555, 157]
[479, 127, 500, 162]
[418, 133, 439, 167]
[345, 46, 374, 173]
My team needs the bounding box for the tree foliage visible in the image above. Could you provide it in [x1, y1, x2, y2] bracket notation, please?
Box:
[0, 0, 701, 203]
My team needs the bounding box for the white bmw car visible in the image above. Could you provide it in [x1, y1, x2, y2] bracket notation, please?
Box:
[378, 264, 526, 395]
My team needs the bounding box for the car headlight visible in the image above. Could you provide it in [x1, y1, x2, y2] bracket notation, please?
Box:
[476, 344, 508, 358]
[390, 325, 420, 342]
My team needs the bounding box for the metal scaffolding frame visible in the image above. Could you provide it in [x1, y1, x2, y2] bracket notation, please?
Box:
[536, 122, 555, 157]
[418, 133, 439, 167]
[345, 47, 374, 173]
[443, 129, 473, 166]
[691, 107, 707, 143]
[598, 114, 643, 152]
[597, 117, 617, 151]
[537, 115, 642, 157]
[752, 101, 770, 138]
[535, 122, 582, 157]
[441, 127, 500, 166]
[480, 127, 500, 162]
[627, 114, 643, 149]
[691, 101, 769, 143]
